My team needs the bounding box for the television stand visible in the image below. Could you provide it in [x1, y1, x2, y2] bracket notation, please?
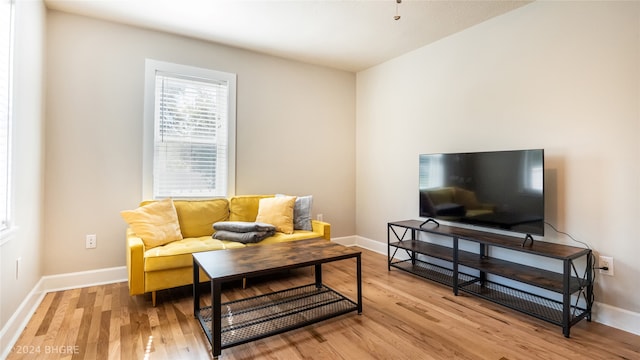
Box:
[387, 220, 593, 337]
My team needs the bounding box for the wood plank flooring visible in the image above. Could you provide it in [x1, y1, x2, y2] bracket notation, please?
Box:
[7, 247, 640, 359]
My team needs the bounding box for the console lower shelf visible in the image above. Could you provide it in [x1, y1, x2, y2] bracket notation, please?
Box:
[458, 279, 588, 326]
[390, 259, 475, 287]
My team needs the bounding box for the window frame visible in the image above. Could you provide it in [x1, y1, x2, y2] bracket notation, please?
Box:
[142, 59, 236, 200]
[0, 0, 15, 240]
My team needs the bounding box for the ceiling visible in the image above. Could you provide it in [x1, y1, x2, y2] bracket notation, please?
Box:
[44, 0, 532, 72]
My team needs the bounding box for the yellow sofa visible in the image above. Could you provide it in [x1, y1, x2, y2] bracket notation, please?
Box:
[125, 195, 331, 305]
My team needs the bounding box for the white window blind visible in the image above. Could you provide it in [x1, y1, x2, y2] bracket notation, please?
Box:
[144, 60, 236, 199]
[0, 0, 14, 233]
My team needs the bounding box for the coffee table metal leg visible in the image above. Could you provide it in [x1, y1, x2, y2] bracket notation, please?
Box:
[193, 262, 200, 316]
[212, 280, 222, 358]
[357, 254, 362, 314]
[314, 264, 322, 288]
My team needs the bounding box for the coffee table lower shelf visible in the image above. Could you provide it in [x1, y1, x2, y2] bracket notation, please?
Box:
[196, 283, 359, 350]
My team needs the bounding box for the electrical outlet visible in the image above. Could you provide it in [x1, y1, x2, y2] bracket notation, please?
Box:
[599, 256, 614, 276]
[317, 213, 323, 222]
[86, 234, 97, 249]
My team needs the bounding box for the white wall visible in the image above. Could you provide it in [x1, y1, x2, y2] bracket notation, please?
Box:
[43, 11, 355, 275]
[0, 0, 46, 347]
[356, 0, 640, 322]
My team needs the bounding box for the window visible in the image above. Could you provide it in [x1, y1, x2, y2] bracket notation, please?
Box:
[143, 60, 236, 199]
[0, 0, 14, 234]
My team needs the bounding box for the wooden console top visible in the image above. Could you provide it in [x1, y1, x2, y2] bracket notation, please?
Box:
[389, 220, 590, 260]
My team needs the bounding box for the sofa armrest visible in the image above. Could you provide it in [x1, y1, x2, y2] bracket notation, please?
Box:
[126, 228, 146, 296]
[311, 220, 331, 240]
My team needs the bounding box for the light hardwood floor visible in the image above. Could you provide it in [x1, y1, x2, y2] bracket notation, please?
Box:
[7, 247, 640, 359]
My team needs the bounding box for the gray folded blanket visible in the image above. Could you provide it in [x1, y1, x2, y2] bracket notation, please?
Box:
[212, 230, 274, 244]
[212, 221, 276, 244]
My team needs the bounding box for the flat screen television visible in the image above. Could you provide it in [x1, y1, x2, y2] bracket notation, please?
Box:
[419, 149, 544, 237]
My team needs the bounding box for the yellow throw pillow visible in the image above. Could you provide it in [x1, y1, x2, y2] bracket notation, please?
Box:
[120, 198, 183, 249]
[255, 196, 296, 234]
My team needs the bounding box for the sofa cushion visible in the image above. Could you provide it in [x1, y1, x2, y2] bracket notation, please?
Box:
[229, 195, 274, 222]
[144, 236, 246, 272]
[121, 198, 183, 249]
[256, 196, 296, 234]
[250, 230, 323, 245]
[141, 198, 229, 238]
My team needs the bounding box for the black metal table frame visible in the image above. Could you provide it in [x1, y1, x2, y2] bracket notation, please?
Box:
[193, 250, 362, 359]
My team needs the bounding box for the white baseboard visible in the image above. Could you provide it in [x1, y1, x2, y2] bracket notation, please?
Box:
[330, 235, 358, 247]
[593, 301, 640, 336]
[337, 235, 640, 336]
[39, 266, 127, 292]
[0, 278, 46, 359]
[332, 235, 383, 252]
[0, 266, 127, 359]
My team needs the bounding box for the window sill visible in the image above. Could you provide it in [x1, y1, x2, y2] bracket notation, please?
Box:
[0, 226, 19, 246]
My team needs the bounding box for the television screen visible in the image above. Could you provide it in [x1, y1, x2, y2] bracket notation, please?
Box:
[419, 149, 544, 236]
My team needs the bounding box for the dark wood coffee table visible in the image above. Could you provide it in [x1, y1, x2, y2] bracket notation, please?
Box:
[192, 238, 362, 359]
